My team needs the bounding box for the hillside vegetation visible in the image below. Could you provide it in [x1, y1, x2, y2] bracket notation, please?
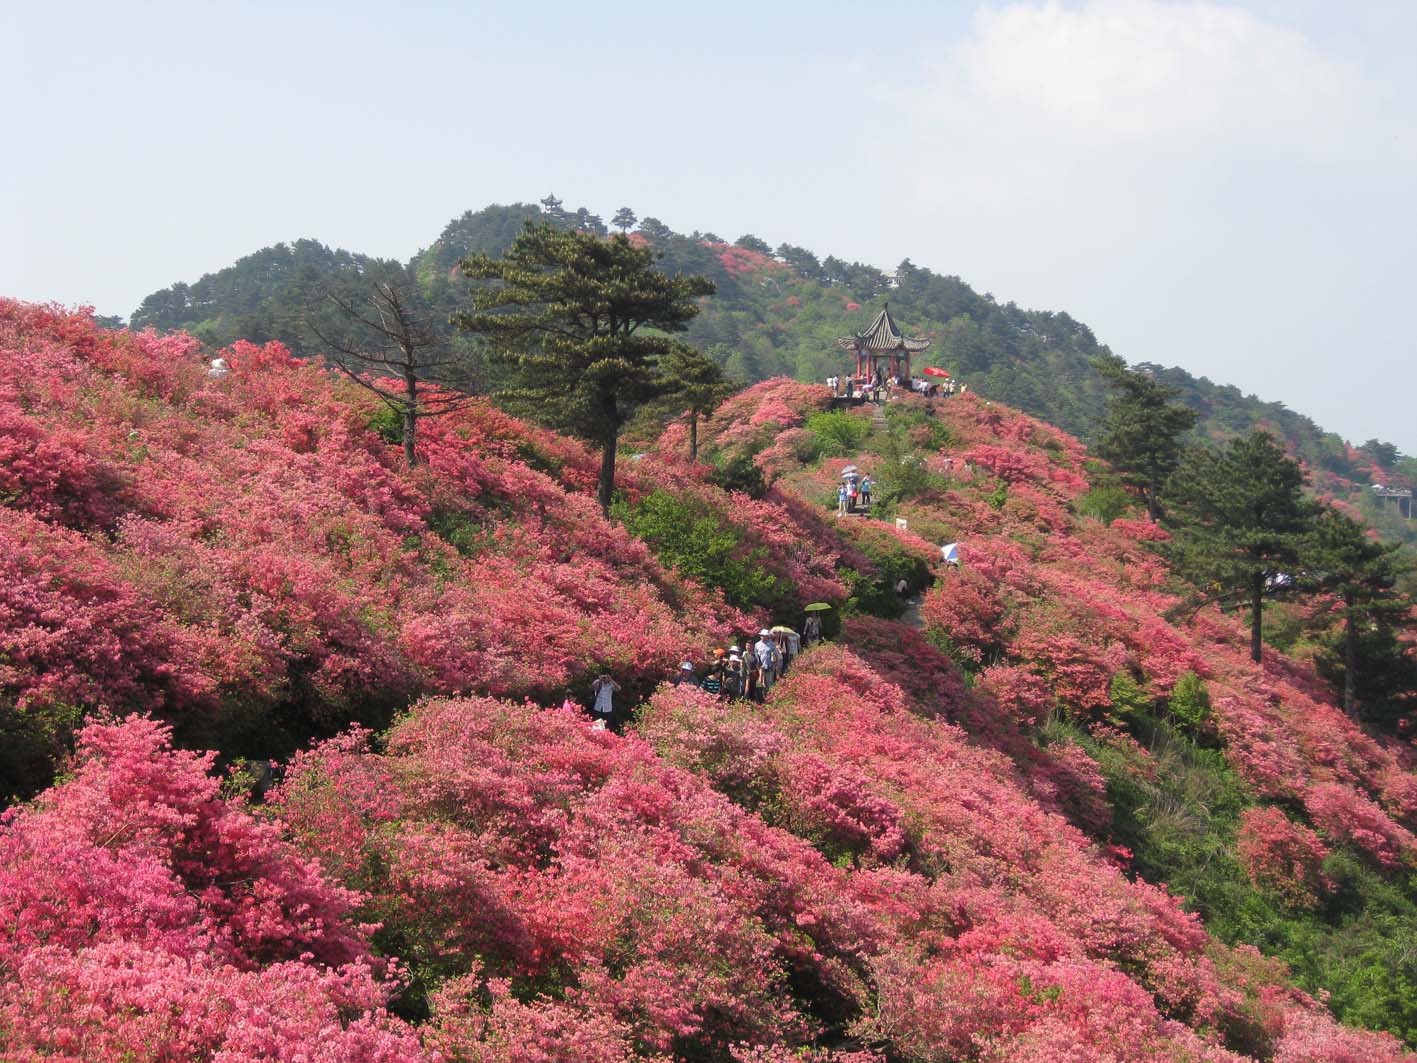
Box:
[129, 200, 1417, 540]
[1, 300, 1415, 1061]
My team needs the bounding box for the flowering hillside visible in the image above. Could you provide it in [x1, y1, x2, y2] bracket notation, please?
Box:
[1, 304, 1415, 1059]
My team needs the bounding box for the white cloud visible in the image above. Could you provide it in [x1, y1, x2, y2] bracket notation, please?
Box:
[945, 0, 1353, 146]
[870, 1, 1417, 453]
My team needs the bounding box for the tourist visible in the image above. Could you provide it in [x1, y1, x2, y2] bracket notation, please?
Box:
[722, 653, 744, 700]
[208, 357, 229, 379]
[860, 475, 872, 508]
[591, 673, 620, 725]
[754, 629, 778, 692]
[673, 661, 695, 686]
[700, 659, 723, 697]
[837, 481, 849, 515]
[803, 611, 822, 646]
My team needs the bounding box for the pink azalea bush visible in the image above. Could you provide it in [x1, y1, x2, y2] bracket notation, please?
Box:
[0, 715, 423, 1060]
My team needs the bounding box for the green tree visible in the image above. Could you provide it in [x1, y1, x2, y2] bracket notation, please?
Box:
[636, 217, 672, 243]
[611, 206, 637, 233]
[1302, 506, 1413, 718]
[657, 347, 736, 462]
[1093, 354, 1198, 519]
[1164, 431, 1317, 662]
[455, 223, 715, 514]
[1359, 438, 1400, 469]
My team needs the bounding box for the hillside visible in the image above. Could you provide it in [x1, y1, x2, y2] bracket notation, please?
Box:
[128, 200, 1417, 533]
[2, 300, 1416, 1059]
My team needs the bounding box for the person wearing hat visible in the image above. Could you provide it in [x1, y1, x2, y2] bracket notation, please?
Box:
[754, 630, 778, 693]
[673, 661, 696, 686]
[722, 652, 744, 700]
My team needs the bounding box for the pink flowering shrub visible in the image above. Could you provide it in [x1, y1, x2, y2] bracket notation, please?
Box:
[1236, 807, 1333, 909]
[275, 695, 877, 1059]
[1303, 782, 1416, 869]
[0, 301, 748, 790]
[0, 715, 422, 1060]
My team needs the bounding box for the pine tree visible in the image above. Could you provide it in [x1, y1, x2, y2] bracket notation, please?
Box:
[611, 207, 637, 233]
[1164, 431, 1317, 662]
[1302, 506, 1413, 718]
[657, 347, 736, 462]
[1093, 354, 1198, 519]
[455, 223, 715, 514]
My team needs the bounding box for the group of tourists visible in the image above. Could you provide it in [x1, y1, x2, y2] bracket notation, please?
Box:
[911, 377, 964, 397]
[585, 614, 827, 725]
[827, 373, 967, 405]
[827, 374, 889, 404]
[837, 468, 873, 515]
[669, 611, 827, 706]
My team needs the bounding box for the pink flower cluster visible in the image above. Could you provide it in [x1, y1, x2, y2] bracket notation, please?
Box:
[0, 715, 424, 1059]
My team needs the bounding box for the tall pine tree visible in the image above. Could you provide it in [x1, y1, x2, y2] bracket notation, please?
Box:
[1093, 354, 1197, 519]
[1164, 431, 1317, 662]
[1302, 506, 1413, 719]
[657, 347, 736, 463]
[456, 223, 715, 514]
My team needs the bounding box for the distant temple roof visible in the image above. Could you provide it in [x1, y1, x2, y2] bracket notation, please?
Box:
[836, 305, 931, 353]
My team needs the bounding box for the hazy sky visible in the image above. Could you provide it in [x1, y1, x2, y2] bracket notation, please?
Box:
[6, 1, 1416, 452]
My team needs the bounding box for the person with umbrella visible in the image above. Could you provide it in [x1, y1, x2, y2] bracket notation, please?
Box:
[803, 603, 829, 646]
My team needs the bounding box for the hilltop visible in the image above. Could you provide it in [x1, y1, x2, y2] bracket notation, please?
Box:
[126, 200, 1417, 547]
[2, 300, 1415, 1059]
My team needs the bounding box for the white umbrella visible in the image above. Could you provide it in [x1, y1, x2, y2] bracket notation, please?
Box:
[940, 542, 961, 564]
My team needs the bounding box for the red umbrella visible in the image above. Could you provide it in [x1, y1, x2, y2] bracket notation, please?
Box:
[922, 366, 951, 378]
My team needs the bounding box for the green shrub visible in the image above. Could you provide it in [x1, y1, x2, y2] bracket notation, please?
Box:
[615, 490, 782, 609]
[1167, 672, 1212, 733]
[1108, 672, 1151, 716]
[709, 454, 767, 499]
[366, 404, 403, 445]
[1076, 485, 1133, 523]
[803, 410, 872, 457]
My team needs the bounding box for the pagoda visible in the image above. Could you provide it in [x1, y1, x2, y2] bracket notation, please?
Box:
[836, 303, 931, 385]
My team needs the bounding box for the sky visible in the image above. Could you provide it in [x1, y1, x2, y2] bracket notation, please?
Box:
[6, 0, 1416, 453]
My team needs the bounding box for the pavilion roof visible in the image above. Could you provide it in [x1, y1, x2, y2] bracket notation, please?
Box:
[836, 305, 931, 353]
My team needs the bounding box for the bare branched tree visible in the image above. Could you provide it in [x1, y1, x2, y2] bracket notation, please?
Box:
[310, 282, 480, 467]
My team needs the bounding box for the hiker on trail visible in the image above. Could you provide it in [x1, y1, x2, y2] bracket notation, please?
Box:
[208, 357, 229, 379]
[744, 648, 761, 702]
[755, 630, 778, 692]
[860, 475, 873, 508]
[673, 661, 695, 686]
[837, 482, 849, 515]
[723, 653, 744, 700]
[803, 612, 822, 646]
[847, 476, 859, 513]
[700, 659, 723, 697]
[591, 673, 620, 724]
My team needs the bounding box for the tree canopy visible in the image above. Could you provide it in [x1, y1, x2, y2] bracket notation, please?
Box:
[455, 223, 715, 513]
[1164, 431, 1318, 662]
[1093, 353, 1198, 519]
